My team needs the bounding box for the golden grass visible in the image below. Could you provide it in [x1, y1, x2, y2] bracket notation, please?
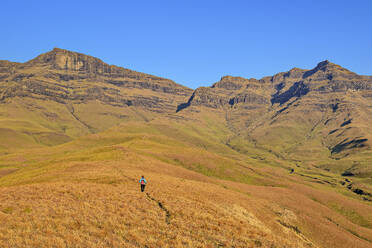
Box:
[0, 174, 311, 248]
[0, 114, 371, 247]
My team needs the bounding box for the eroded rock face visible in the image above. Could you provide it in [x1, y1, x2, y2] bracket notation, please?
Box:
[27, 48, 127, 75]
[184, 75, 272, 109]
[0, 60, 19, 81]
[271, 81, 309, 105]
[212, 76, 249, 90]
[181, 60, 372, 110]
[0, 48, 192, 111]
[229, 92, 268, 105]
[186, 87, 230, 108]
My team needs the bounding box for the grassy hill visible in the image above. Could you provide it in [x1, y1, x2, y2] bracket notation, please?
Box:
[0, 114, 371, 247]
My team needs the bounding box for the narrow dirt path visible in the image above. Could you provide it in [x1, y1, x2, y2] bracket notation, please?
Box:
[146, 192, 171, 224]
[112, 165, 172, 224]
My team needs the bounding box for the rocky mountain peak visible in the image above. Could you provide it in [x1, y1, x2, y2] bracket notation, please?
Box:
[313, 60, 344, 72]
[22, 48, 193, 94]
[0, 48, 194, 115]
[26, 48, 113, 74]
[212, 75, 259, 90]
[303, 60, 354, 79]
[316, 59, 330, 67]
[0, 60, 20, 80]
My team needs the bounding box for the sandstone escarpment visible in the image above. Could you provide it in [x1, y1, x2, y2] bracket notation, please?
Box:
[0, 60, 20, 81]
[180, 60, 372, 111]
[0, 48, 192, 111]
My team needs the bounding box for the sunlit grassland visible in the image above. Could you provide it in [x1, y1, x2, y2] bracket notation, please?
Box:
[0, 114, 371, 247]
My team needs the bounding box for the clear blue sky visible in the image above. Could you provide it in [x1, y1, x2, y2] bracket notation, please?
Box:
[1, 0, 371, 88]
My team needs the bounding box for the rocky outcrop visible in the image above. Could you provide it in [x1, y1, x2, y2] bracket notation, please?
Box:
[229, 92, 269, 105]
[271, 81, 309, 105]
[184, 87, 230, 108]
[212, 76, 249, 90]
[23, 48, 192, 94]
[179, 75, 271, 110]
[0, 60, 19, 81]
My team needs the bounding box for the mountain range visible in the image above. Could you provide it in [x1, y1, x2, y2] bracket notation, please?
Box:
[0, 48, 371, 247]
[1, 48, 370, 177]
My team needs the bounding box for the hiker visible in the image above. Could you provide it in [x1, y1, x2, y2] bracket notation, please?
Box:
[290, 168, 294, 174]
[139, 176, 147, 192]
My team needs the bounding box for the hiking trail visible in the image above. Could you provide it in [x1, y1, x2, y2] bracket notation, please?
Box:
[146, 192, 171, 224]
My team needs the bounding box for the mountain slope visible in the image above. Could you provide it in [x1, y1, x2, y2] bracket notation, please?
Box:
[0, 48, 192, 153]
[178, 60, 372, 178]
[1, 49, 370, 177]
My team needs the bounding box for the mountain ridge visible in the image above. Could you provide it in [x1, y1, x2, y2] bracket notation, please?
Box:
[175, 58, 371, 178]
[0, 48, 371, 179]
[4, 48, 371, 90]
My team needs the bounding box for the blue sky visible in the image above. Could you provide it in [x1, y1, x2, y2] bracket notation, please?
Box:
[1, 0, 371, 88]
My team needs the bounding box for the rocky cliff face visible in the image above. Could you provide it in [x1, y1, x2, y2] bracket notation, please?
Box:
[0, 48, 192, 110]
[177, 61, 372, 176]
[0, 60, 19, 81]
[180, 60, 372, 110]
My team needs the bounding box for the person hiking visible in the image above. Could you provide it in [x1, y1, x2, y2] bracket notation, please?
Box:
[139, 176, 147, 192]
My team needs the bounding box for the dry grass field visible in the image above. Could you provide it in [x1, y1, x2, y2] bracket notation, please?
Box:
[0, 117, 371, 248]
